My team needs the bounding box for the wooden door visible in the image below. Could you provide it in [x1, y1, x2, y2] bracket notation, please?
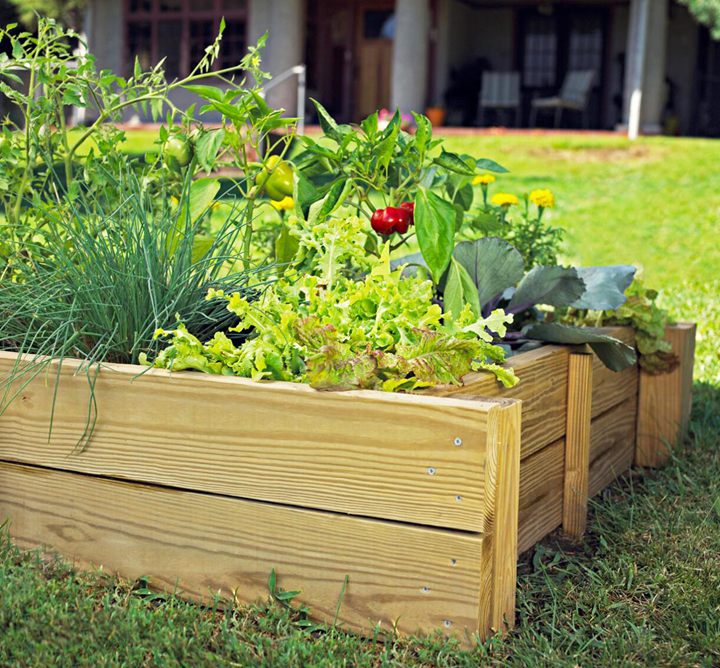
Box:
[354, 4, 394, 119]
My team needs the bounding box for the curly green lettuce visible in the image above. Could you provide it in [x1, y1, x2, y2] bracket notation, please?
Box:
[149, 245, 518, 391]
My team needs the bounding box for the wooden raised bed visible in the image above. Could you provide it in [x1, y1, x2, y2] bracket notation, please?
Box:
[0, 323, 695, 644]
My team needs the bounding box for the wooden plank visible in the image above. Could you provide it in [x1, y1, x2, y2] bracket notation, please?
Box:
[562, 354, 593, 540]
[432, 345, 569, 459]
[0, 461, 486, 641]
[517, 438, 564, 554]
[635, 323, 697, 467]
[591, 326, 638, 418]
[0, 352, 507, 532]
[589, 397, 637, 498]
[478, 399, 521, 635]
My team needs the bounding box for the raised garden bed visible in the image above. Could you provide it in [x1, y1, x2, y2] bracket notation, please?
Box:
[0, 324, 695, 644]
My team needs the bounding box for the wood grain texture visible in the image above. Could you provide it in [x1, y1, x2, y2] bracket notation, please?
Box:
[432, 345, 569, 460]
[563, 354, 593, 540]
[591, 327, 638, 419]
[0, 352, 505, 532]
[589, 397, 637, 497]
[635, 324, 697, 467]
[517, 438, 564, 554]
[478, 400, 521, 635]
[0, 461, 486, 641]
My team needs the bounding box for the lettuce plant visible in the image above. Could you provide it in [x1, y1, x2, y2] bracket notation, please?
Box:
[150, 221, 518, 391]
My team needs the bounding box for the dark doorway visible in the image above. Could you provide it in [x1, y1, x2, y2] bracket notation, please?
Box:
[307, 0, 395, 123]
[694, 26, 720, 136]
[518, 6, 608, 127]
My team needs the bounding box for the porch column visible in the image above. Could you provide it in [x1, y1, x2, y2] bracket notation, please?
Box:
[392, 0, 430, 113]
[249, 0, 304, 115]
[622, 0, 668, 136]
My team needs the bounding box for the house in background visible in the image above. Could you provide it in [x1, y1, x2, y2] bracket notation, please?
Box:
[83, 0, 720, 135]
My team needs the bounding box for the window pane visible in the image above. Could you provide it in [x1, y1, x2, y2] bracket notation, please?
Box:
[190, 20, 216, 66]
[159, 0, 182, 12]
[158, 20, 183, 79]
[220, 19, 246, 69]
[523, 16, 556, 88]
[568, 16, 603, 72]
[129, 0, 152, 13]
[222, 0, 247, 10]
[189, 0, 211, 11]
[128, 21, 152, 71]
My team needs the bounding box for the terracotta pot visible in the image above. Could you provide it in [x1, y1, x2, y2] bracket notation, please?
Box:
[425, 106, 446, 127]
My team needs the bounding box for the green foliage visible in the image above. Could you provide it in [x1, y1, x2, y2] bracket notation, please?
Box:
[0, 169, 260, 369]
[450, 237, 638, 370]
[8, 0, 86, 29]
[680, 0, 720, 39]
[560, 279, 679, 374]
[151, 223, 517, 391]
[295, 101, 506, 269]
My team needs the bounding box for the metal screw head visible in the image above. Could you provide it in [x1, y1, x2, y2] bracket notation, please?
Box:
[421, 586, 430, 593]
[453, 437, 463, 446]
[450, 559, 457, 566]
[443, 619, 452, 628]
[455, 495, 462, 503]
[427, 466, 436, 476]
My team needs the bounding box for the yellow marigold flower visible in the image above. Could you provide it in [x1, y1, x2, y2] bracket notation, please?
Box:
[473, 173, 496, 186]
[270, 196, 294, 211]
[529, 188, 555, 209]
[490, 192, 519, 207]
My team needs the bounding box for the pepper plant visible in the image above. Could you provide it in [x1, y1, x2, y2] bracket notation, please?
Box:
[294, 100, 507, 281]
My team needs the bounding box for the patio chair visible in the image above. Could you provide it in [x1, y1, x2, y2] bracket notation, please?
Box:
[529, 70, 596, 128]
[478, 71, 521, 127]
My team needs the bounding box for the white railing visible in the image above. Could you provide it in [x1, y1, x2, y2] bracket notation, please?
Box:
[261, 64, 307, 135]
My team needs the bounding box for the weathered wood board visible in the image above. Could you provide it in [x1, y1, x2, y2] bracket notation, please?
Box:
[563, 354, 593, 540]
[0, 461, 487, 639]
[517, 437, 564, 554]
[636, 323, 697, 467]
[0, 352, 507, 533]
[433, 345, 569, 459]
[589, 396, 638, 497]
[591, 327, 638, 419]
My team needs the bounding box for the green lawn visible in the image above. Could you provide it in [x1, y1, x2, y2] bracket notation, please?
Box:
[1, 132, 718, 667]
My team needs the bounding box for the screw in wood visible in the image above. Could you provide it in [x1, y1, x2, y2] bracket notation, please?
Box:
[427, 466, 436, 475]
[453, 437, 462, 446]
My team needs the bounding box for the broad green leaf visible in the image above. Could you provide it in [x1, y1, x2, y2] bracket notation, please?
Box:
[414, 188, 456, 283]
[275, 224, 300, 267]
[191, 235, 215, 263]
[475, 157, 509, 173]
[412, 112, 432, 154]
[434, 149, 476, 175]
[179, 178, 220, 226]
[361, 110, 378, 137]
[375, 115, 400, 169]
[182, 84, 224, 102]
[316, 178, 349, 220]
[526, 323, 637, 371]
[572, 265, 636, 310]
[453, 238, 525, 308]
[294, 170, 319, 218]
[311, 98, 339, 141]
[453, 203, 464, 232]
[454, 182, 475, 211]
[508, 265, 585, 313]
[444, 258, 464, 318]
[194, 128, 225, 172]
